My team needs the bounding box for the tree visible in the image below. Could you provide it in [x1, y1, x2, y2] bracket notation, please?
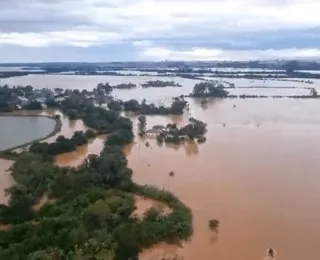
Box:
[85, 129, 96, 139]
[107, 99, 122, 111]
[72, 131, 88, 146]
[123, 99, 140, 112]
[138, 115, 147, 136]
[310, 88, 318, 97]
[25, 101, 43, 110]
[170, 99, 187, 115]
[191, 82, 228, 97]
[209, 219, 219, 231]
[82, 199, 112, 229]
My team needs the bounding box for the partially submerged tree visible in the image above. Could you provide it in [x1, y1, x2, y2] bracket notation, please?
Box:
[209, 219, 220, 231]
[138, 115, 147, 136]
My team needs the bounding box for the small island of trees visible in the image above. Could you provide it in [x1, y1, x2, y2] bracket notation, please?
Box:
[154, 117, 207, 144]
[141, 80, 182, 88]
[190, 82, 229, 98]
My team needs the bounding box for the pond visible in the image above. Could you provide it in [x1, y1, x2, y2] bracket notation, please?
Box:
[0, 116, 56, 151]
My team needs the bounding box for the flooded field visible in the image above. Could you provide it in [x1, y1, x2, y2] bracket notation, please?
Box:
[128, 98, 320, 260]
[0, 75, 320, 259]
[2, 74, 320, 103]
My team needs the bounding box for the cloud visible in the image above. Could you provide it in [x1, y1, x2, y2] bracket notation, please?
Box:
[1, 0, 320, 61]
[0, 31, 121, 47]
[141, 47, 320, 61]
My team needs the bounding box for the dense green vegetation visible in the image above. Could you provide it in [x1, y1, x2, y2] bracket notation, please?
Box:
[190, 82, 229, 98]
[0, 85, 33, 112]
[156, 118, 207, 144]
[0, 102, 193, 259]
[113, 83, 137, 89]
[137, 115, 147, 136]
[122, 98, 187, 115]
[28, 130, 96, 161]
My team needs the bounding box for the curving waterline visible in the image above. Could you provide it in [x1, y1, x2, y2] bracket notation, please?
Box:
[0, 113, 62, 157]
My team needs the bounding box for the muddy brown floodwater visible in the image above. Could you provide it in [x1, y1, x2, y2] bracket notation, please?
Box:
[1, 98, 320, 260]
[37, 109, 106, 167]
[55, 135, 106, 167]
[127, 99, 320, 260]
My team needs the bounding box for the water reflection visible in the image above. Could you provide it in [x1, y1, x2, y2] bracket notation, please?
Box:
[163, 141, 199, 156]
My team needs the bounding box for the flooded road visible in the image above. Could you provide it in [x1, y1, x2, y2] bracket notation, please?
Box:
[128, 98, 320, 260]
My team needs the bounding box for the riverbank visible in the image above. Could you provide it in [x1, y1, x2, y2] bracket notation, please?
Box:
[0, 113, 62, 159]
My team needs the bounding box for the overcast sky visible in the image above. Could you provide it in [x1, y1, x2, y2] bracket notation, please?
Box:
[1, 0, 320, 62]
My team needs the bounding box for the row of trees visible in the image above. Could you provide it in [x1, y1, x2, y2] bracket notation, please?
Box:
[28, 130, 96, 160]
[141, 80, 182, 88]
[0, 99, 193, 259]
[121, 98, 188, 115]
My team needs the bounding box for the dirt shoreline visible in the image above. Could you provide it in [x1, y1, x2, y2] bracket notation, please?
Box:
[0, 112, 62, 157]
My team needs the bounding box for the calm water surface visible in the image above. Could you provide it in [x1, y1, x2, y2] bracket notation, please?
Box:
[128, 99, 320, 260]
[0, 116, 55, 151]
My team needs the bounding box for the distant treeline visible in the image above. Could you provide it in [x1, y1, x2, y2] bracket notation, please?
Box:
[3, 59, 320, 71]
[0, 71, 29, 79]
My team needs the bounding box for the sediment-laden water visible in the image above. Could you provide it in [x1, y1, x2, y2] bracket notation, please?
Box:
[1, 76, 320, 259]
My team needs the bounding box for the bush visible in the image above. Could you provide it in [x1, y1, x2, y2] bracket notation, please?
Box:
[209, 219, 219, 230]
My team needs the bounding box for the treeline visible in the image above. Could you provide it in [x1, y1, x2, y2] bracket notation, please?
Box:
[121, 98, 187, 115]
[28, 130, 96, 160]
[97, 80, 182, 91]
[96, 82, 138, 90]
[113, 83, 137, 89]
[0, 98, 192, 259]
[228, 94, 320, 99]
[0, 85, 34, 112]
[107, 98, 188, 115]
[141, 80, 182, 88]
[0, 71, 29, 79]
